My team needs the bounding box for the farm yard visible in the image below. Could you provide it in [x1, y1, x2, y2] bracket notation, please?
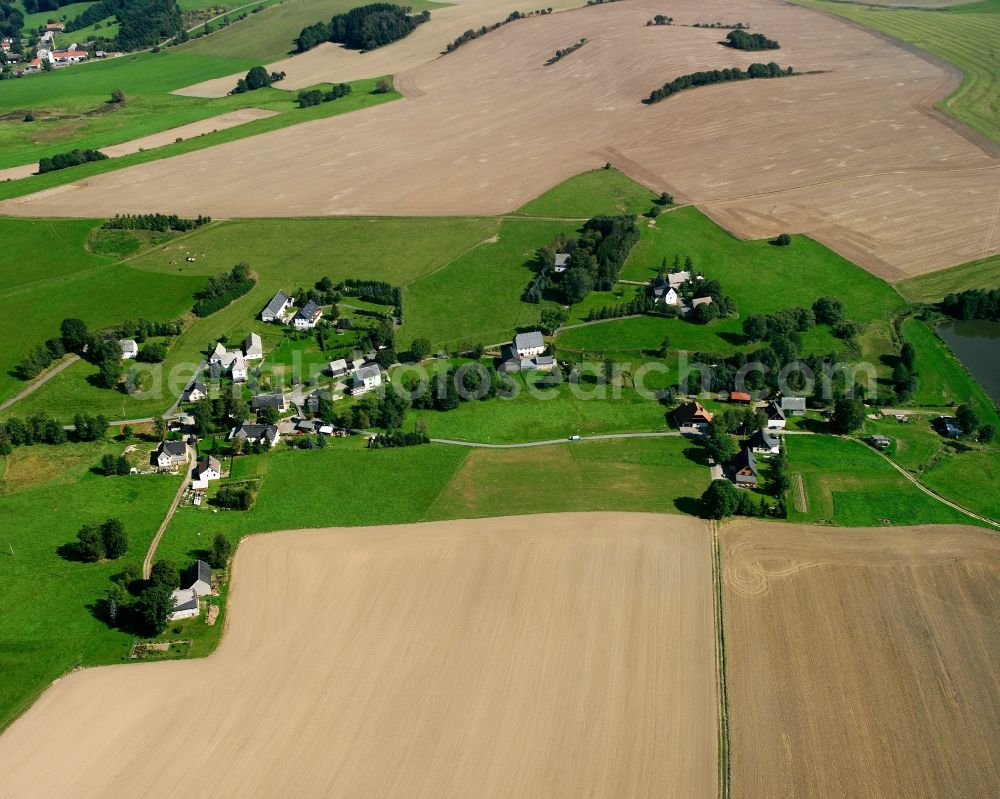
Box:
[723, 520, 1000, 798]
[0, 513, 719, 799]
[3, 0, 998, 280]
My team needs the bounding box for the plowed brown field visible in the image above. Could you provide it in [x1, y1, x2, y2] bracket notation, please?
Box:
[0, 513, 718, 799]
[722, 521, 1000, 798]
[3, 0, 997, 277]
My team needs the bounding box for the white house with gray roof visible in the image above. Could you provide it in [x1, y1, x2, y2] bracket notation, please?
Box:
[242, 332, 263, 361]
[514, 331, 545, 358]
[154, 440, 187, 470]
[261, 290, 294, 322]
[352, 363, 382, 394]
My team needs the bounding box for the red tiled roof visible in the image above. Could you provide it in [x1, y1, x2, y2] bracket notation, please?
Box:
[730, 392, 751, 402]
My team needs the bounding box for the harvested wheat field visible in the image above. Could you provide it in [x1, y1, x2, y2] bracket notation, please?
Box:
[4, 0, 997, 277]
[0, 513, 718, 799]
[722, 520, 1000, 798]
[174, 0, 585, 98]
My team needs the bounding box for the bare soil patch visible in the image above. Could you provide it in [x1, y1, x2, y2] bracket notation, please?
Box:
[4, 0, 997, 277]
[722, 520, 1000, 798]
[0, 513, 717, 799]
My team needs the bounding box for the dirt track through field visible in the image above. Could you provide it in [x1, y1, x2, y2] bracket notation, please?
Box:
[3, 0, 997, 278]
[0, 513, 718, 799]
[723, 521, 1000, 797]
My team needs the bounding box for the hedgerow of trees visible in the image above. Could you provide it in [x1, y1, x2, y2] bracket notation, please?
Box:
[545, 38, 586, 66]
[297, 82, 352, 107]
[644, 62, 794, 105]
[103, 213, 210, 232]
[295, 3, 430, 53]
[646, 15, 672, 26]
[193, 262, 256, 317]
[724, 30, 779, 51]
[38, 149, 108, 174]
[443, 8, 551, 54]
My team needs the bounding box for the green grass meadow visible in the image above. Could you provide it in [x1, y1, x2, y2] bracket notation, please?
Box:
[897, 253, 1000, 303]
[514, 167, 659, 218]
[784, 434, 973, 527]
[0, 439, 181, 731]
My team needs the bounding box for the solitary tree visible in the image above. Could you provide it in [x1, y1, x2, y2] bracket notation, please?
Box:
[830, 395, 865, 434]
[101, 518, 128, 559]
[208, 533, 232, 569]
[702, 479, 740, 519]
[812, 296, 844, 326]
[109, 88, 126, 103]
[956, 403, 981, 437]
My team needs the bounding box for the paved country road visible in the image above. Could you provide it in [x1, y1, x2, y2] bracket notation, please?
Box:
[0, 354, 79, 412]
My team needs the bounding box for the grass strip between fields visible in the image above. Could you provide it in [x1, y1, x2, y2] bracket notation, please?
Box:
[0, 77, 399, 202]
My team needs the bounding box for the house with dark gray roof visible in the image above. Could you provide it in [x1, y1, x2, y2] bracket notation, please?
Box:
[292, 300, 323, 330]
[731, 448, 758, 488]
[673, 401, 714, 434]
[191, 456, 221, 490]
[184, 381, 208, 402]
[261, 290, 293, 322]
[765, 401, 786, 429]
[747, 428, 780, 455]
[229, 422, 280, 447]
[250, 393, 288, 413]
[154, 439, 188, 470]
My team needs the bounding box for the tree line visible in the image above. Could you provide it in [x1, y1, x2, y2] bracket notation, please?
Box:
[443, 8, 552, 54]
[0, 0, 22, 39]
[39, 149, 108, 174]
[0, 411, 108, 454]
[545, 38, 586, 66]
[193, 262, 256, 318]
[646, 15, 672, 26]
[644, 62, 794, 104]
[940, 288, 1000, 321]
[723, 30, 779, 50]
[295, 3, 430, 53]
[297, 82, 352, 107]
[103, 213, 211, 232]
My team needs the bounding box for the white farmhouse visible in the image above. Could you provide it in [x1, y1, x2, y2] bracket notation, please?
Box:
[352, 363, 382, 394]
[514, 331, 545, 358]
[119, 339, 138, 359]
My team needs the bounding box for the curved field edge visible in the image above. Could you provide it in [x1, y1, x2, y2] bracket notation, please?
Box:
[790, 0, 1000, 146]
[0, 77, 400, 200]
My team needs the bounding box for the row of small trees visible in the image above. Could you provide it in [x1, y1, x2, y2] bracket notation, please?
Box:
[644, 63, 794, 105]
[296, 82, 352, 108]
[193, 262, 256, 317]
[940, 288, 1000, 321]
[102, 213, 210, 233]
[443, 9, 552, 54]
[38, 148, 107, 174]
[545, 38, 586, 66]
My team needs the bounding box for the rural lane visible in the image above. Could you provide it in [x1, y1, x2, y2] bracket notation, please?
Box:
[853, 438, 1000, 529]
[142, 443, 196, 579]
[430, 431, 683, 448]
[0, 354, 80, 412]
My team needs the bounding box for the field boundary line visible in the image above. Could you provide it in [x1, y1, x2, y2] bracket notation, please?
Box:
[711, 522, 732, 799]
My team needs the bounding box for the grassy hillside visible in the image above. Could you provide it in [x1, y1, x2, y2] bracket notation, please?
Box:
[514, 167, 658, 219]
[784, 435, 972, 527]
[793, 0, 1000, 144]
[180, 0, 445, 62]
[897, 253, 1000, 302]
[0, 440, 181, 731]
